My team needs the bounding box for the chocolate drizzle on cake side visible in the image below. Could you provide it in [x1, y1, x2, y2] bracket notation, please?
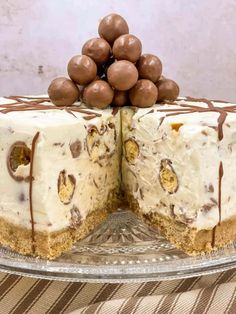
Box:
[29, 131, 40, 253]
[211, 161, 224, 247]
[218, 162, 224, 226]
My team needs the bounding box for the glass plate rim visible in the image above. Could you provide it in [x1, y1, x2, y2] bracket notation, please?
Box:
[1, 245, 236, 283]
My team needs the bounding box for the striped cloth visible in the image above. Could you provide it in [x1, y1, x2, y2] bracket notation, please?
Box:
[0, 270, 236, 314]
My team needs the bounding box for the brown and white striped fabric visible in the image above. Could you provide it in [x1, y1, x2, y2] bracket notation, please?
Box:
[0, 270, 236, 314]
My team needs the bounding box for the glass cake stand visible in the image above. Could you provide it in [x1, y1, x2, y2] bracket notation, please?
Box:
[1, 209, 236, 283]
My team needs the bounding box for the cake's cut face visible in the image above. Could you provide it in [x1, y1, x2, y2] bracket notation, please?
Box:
[122, 97, 236, 254]
[0, 96, 121, 259]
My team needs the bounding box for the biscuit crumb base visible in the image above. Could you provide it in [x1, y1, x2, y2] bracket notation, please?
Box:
[128, 194, 236, 255]
[0, 191, 120, 260]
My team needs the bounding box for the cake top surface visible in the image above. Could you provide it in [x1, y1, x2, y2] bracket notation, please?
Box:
[0, 95, 118, 127]
[126, 97, 236, 141]
[1, 96, 236, 134]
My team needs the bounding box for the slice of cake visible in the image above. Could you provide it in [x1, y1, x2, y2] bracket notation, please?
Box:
[122, 97, 236, 255]
[0, 96, 121, 259]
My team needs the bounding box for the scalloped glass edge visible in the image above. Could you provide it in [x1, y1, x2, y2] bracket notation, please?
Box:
[1, 250, 236, 283]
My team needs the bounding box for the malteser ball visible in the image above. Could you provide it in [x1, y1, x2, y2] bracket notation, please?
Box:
[137, 54, 162, 83]
[129, 79, 158, 108]
[48, 77, 80, 107]
[98, 13, 129, 44]
[156, 79, 180, 101]
[83, 80, 114, 109]
[107, 60, 138, 91]
[113, 34, 142, 63]
[113, 90, 128, 107]
[67, 55, 97, 85]
[82, 38, 111, 65]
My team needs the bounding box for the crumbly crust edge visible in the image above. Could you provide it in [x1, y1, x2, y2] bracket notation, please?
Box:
[0, 208, 110, 260]
[128, 195, 236, 255]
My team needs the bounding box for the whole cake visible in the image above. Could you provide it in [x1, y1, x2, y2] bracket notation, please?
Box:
[1, 13, 235, 259]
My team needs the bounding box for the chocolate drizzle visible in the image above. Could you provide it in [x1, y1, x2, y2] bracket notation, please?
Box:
[6, 95, 50, 100]
[29, 132, 40, 253]
[157, 97, 236, 141]
[83, 115, 98, 120]
[211, 162, 224, 248]
[218, 161, 224, 225]
[1, 96, 102, 118]
[138, 109, 154, 121]
[112, 107, 120, 116]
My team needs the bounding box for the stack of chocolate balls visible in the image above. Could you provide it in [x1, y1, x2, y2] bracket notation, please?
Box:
[48, 13, 179, 109]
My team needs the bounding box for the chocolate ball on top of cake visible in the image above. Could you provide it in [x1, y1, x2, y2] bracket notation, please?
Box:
[2, 13, 236, 261]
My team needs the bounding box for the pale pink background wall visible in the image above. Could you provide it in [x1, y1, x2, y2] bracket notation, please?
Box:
[0, 0, 236, 101]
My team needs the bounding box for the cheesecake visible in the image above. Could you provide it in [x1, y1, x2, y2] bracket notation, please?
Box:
[1, 95, 236, 258]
